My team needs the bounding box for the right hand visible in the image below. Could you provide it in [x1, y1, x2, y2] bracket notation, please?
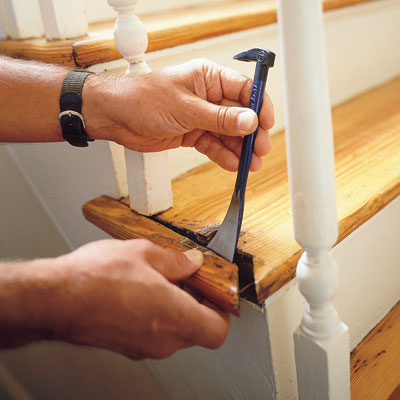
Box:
[84, 59, 274, 172]
[56, 239, 230, 359]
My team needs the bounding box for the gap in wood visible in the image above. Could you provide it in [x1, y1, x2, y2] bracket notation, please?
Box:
[149, 214, 259, 304]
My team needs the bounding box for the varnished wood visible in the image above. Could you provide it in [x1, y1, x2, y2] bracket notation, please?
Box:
[351, 301, 400, 400]
[83, 78, 400, 305]
[82, 195, 239, 316]
[151, 77, 400, 303]
[0, 37, 76, 65]
[0, 0, 375, 67]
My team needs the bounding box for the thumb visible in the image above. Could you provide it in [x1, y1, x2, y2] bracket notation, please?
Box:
[149, 247, 204, 281]
[193, 98, 258, 136]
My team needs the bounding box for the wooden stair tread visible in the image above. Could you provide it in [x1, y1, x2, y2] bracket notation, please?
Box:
[0, 0, 375, 67]
[351, 301, 400, 400]
[84, 77, 400, 305]
[82, 196, 239, 315]
[153, 77, 400, 303]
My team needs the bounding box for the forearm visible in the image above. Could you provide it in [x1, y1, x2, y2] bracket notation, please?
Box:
[0, 57, 70, 142]
[0, 57, 115, 143]
[0, 258, 74, 348]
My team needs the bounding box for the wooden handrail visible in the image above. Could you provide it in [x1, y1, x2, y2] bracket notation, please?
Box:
[0, 0, 376, 67]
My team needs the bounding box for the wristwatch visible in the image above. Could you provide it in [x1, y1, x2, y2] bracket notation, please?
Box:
[58, 69, 94, 147]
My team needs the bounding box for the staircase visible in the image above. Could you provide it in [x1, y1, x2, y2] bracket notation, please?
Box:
[0, 0, 399, 399]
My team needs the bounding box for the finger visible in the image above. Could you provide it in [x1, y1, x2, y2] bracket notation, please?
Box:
[193, 132, 240, 171]
[181, 129, 205, 148]
[176, 290, 231, 349]
[201, 62, 274, 132]
[219, 93, 274, 134]
[202, 61, 253, 104]
[219, 135, 244, 158]
[218, 131, 269, 170]
[253, 128, 271, 157]
[259, 92, 275, 130]
[186, 303, 230, 349]
[135, 240, 204, 281]
[219, 134, 264, 171]
[249, 154, 263, 171]
[191, 97, 258, 137]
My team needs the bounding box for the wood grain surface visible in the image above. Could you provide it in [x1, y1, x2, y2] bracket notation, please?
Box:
[152, 77, 400, 303]
[0, 0, 375, 67]
[83, 195, 239, 316]
[351, 301, 400, 400]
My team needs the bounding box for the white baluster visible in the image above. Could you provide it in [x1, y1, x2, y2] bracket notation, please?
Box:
[38, 0, 88, 40]
[0, 2, 7, 39]
[107, 0, 173, 215]
[277, 1, 350, 399]
[1, 0, 43, 39]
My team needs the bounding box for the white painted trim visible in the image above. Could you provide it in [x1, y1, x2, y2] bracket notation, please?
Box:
[108, 142, 128, 198]
[38, 0, 88, 40]
[125, 150, 173, 215]
[0, 1, 7, 39]
[1, 0, 43, 39]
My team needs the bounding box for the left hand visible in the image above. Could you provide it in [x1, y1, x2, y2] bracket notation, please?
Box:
[84, 59, 274, 172]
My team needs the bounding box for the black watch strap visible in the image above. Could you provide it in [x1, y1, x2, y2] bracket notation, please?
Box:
[59, 70, 94, 147]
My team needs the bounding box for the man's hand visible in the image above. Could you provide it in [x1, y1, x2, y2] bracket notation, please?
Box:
[84, 59, 274, 171]
[0, 239, 230, 359]
[0, 57, 274, 171]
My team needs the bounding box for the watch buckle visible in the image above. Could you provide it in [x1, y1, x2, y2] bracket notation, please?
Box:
[58, 110, 86, 129]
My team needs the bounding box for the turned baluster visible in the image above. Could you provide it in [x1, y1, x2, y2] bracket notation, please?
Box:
[277, 0, 350, 399]
[107, 0, 173, 215]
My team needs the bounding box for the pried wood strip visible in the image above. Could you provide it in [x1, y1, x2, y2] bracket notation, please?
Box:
[82, 195, 239, 316]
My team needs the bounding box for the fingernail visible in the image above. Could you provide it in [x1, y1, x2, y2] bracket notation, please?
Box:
[238, 110, 256, 131]
[184, 249, 204, 267]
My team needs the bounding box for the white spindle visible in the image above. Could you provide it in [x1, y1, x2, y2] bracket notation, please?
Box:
[277, 1, 350, 399]
[38, 0, 88, 40]
[1, 0, 43, 39]
[0, 2, 7, 39]
[107, 0, 173, 215]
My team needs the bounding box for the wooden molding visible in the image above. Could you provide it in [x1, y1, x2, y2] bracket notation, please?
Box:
[82, 195, 240, 316]
[0, 0, 376, 67]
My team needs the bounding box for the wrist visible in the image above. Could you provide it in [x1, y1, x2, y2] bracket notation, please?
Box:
[81, 73, 121, 143]
[0, 257, 77, 348]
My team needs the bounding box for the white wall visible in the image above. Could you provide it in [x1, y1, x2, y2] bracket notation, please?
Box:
[0, 145, 69, 260]
[7, 141, 118, 251]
